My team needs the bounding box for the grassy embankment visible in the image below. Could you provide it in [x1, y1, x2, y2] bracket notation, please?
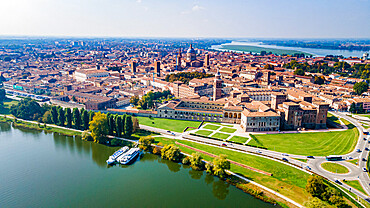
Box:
[153, 136, 311, 205]
[343, 180, 367, 196]
[249, 118, 358, 156]
[321, 162, 349, 174]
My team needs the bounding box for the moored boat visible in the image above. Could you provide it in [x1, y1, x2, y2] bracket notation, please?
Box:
[106, 146, 129, 165]
[118, 148, 141, 165]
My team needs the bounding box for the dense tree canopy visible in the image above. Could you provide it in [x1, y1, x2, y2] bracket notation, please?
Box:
[165, 72, 214, 85]
[161, 144, 182, 162]
[89, 112, 108, 144]
[294, 68, 305, 76]
[0, 88, 5, 104]
[353, 82, 369, 95]
[10, 98, 45, 120]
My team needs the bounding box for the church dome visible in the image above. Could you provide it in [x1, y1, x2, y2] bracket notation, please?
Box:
[187, 44, 195, 54]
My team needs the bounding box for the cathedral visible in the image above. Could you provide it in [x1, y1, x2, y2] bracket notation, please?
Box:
[179, 44, 204, 68]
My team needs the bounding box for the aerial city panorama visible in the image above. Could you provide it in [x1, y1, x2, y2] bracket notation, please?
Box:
[0, 0, 370, 207]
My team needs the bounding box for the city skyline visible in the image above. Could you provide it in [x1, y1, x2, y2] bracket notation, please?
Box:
[0, 0, 369, 38]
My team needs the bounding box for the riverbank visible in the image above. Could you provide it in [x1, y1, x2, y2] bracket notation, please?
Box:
[0, 114, 294, 207]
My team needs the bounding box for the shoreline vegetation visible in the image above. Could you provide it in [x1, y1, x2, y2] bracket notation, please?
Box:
[219, 44, 313, 56]
[0, 115, 290, 208]
[0, 98, 361, 207]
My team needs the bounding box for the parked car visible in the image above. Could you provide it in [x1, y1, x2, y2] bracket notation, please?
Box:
[256, 150, 262, 154]
[357, 149, 362, 153]
[362, 158, 367, 161]
[307, 156, 314, 159]
[364, 138, 367, 141]
[366, 147, 369, 151]
[305, 166, 311, 170]
[282, 158, 288, 162]
[221, 143, 227, 147]
[334, 178, 342, 184]
[346, 156, 353, 160]
[363, 168, 367, 172]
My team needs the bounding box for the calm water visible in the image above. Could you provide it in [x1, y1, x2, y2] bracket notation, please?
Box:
[0, 123, 275, 208]
[212, 41, 368, 57]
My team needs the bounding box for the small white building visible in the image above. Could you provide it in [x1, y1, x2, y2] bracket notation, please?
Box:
[74, 69, 109, 82]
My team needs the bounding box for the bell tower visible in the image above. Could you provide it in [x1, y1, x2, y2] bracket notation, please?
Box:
[213, 69, 222, 101]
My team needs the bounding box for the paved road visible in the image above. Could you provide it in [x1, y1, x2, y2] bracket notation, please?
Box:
[140, 116, 370, 206]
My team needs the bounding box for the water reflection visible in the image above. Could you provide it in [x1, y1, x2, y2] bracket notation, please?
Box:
[189, 169, 203, 180]
[212, 179, 230, 200]
[0, 122, 11, 132]
[158, 157, 181, 173]
[204, 174, 214, 185]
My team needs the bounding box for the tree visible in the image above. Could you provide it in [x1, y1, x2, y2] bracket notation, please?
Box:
[264, 64, 274, 70]
[125, 115, 133, 137]
[306, 175, 326, 198]
[42, 111, 52, 124]
[89, 112, 108, 144]
[82, 110, 89, 130]
[130, 95, 139, 105]
[139, 136, 154, 152]
[353, 82, 369, 95]
[294, 68, 305, 76]
[57, 107, 65, 126]
[66, 108, 72, 128]
[10, 98, 45, 121]
[50, 106, 58, 124]
[115, 115, 122, 137]
[349, 103, 356, 113]
[205, 162, 213, 174]
[189, 152, 204, 170]
[314, 76, 325, 85]
[107, 113, 115, 135]
[88, 111, 95, 123]
[73, 108, 81, 130]
[0, 88, 5, 104]
[212, 154, 230, 178]
[161, 144, 182, 162]
[132, 117, 139, 133]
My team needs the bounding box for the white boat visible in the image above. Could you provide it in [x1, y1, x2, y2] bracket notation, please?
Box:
[118, 148, 141, 165]
[106, 146, 130, 165]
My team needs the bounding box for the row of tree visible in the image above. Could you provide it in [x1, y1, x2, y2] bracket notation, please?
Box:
[9, 98, 138, 144]
[285, 59, 370, 79]
[165, 72, 214, 85]
[138, 137, 231, 178]
[130, 90, 173, 110]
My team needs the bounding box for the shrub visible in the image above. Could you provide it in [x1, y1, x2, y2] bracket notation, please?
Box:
[182, 157, 190, 165]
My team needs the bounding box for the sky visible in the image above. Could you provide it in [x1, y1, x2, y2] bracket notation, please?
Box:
[0, 0, 369, 38]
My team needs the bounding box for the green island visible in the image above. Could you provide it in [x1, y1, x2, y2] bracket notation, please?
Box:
[343, 180, 367, 195]
[211, 132, 230, 140]
[321, 162, 349, 174]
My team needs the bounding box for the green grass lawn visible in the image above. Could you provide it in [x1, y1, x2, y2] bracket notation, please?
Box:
[229, 136, 249, 143]
[343, 180, 367, 195]
[211, 132, 230, 140]
[136, 116, 200, 132]
[202, 124, 221, 130]
[153, 136, 311, 204]
[194, 129, 213, 137]
[219, 127, 236, 133]
[321, 162, 349, 174]
[347, 159, 358, 166]
[250, 125, 358, 156]
[0, 98, 19, 115]
[130, 129, 159, 140]
[327, 112, 341, 125]
[295, 158, 308, 163]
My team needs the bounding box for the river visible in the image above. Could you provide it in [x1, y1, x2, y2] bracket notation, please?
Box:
[0, 123, 275, 208]
[212, 41, 368, 57]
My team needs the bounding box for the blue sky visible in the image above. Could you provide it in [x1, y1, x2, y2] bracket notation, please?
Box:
[0, 0, 369, 38]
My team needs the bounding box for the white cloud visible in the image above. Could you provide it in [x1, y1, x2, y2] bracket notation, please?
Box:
[192, 5, 204, 12]
[181, 4, 205, 15]
[136, 0, 142, 3]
